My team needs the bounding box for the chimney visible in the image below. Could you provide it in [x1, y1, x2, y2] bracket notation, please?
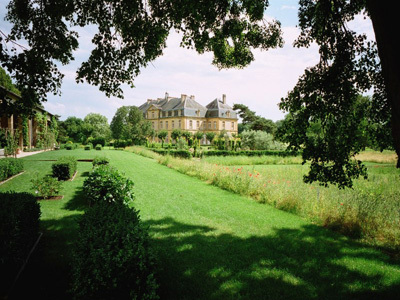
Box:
[165, 92, 169, 100]
[147, 99, 152, 103]
[181, 94, 187, 102]
[190, 95, 195, 101]
[222, 94, 226, 104]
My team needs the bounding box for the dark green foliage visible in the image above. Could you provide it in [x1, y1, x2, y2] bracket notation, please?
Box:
[203, 150, 297, 157]
[92, 156, 109, 167]
[83, 165, 134, 206]
[233, 104, 277, 134]
[279, 0, 387, 188]
[0, 158, 23, 181]
[113, 139, 127, 149]
[31, 175, 62, 199]
[0, 192, 41, 279]
[95, 144, 102, 150]
[90, 137, 106, 147]
[51, 156, 77, 180]
[151, 149, 192, 159]
[84, 143, 92, 150]
[70, 203, 158, 300]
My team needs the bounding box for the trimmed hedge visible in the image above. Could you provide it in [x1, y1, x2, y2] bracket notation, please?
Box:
[151, 149, 192, 159]
[92, 156, 109, 167]
[0, 192, 41, 280]
[202, 150, 299, 157]
[95, 144, 102, 150]
[71, 203, 158, 299]
[83, 165, 134, 206]
[52, 156, 77, 180]
[0, 158, 23, 181]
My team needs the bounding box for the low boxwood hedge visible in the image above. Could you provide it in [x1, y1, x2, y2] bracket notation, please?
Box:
[202, 150, 299, 157]
[0, 158, 23, 182]
[151, 149, 192, 159]
[83, 165, 134, 206]
[52, 156, 77, 180]
[71, 203, 158, 299]
[0, 192, 41, 281]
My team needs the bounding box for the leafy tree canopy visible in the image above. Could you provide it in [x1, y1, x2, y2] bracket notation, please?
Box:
[233, 103, 276, 134]
[278, 0, 395, 188]
[110, 105, 153, 144]
[1, 0, 283, 114]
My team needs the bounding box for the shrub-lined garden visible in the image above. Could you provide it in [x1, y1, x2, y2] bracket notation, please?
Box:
[1, 148, 400, 299]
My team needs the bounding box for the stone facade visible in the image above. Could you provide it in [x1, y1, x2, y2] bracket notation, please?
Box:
[139, 93, 238, 143]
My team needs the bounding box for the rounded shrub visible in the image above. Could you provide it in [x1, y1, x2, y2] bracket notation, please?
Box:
[52, 156, 77, 180]
[70, 203, 158, 300]
[83, 165, 134, 206]
[92, 156, 109, 167]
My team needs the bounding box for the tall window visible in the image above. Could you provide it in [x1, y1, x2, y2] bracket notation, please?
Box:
[208, 121, 211, 129]
[196, 120, 199, 129]
[189, 120, 193, 129]
[166, 121, 168, 129]
[160, 121, 163, 129]
[178, 120, 181, 128]
[152, 111, 154, 118]
[213, 121, 217, 129]
[222, 121, 225, 129]
[231, 122, 234, 130]
[172, 120, 175, 129]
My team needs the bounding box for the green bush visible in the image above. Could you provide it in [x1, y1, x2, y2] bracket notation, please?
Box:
[151, 149, 192, 159]
[65, 143, 78, 150]
[0, 192, 41, 280]
[83, 165, 134, 206]
[71, 203, 158, 299]
[202, 150, 297, 157]
[95, 144, 102, 150]
[31, 175, 62, 199]
[114, 139, 127, 149]
[52, 156, 77, 180]
[0, 158, 24, 181]
[84, 143, 92, 150]
[91, 137, 106, 147]
[92, 156, 109, 167]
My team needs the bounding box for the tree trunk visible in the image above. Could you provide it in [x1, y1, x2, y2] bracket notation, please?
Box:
[366, 1, 400, 167]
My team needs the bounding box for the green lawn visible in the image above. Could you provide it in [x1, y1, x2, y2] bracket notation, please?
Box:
[2, 148, 400, 299]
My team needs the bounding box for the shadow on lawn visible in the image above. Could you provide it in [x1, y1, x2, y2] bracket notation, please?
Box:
[8, 214, 81, 300]
[144, 217, 400, 300]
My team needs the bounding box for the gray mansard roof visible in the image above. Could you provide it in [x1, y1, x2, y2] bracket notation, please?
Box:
[139, 94, 237, 119]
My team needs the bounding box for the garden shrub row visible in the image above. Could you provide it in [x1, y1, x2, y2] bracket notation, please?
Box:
[83, 165, 134, 206]
[71, 165, 158, 299]
[52, 156, 77, 180]
[0, 158, 23, 181]
[202, 150, 299, 157]
[151, 148, 192, 159]
[92, 156, 109, 167]
[0, 192, 41, 284]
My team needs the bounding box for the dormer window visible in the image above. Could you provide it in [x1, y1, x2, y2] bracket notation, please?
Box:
[226, 111, 230, 117]
[196, 110, 200, 117]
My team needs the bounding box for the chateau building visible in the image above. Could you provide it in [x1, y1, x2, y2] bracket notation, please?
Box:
[139, 93, 238, 143]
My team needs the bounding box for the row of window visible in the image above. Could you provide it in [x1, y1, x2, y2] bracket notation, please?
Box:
[152, 120, 235, 130]
[149, 110, 230, 119]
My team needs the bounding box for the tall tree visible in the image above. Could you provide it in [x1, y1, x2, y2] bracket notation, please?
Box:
[83, 113, 111, 140]
[279, 0, 397, 188]
[110, 105, 152, 144]
[0, 0, 283, 114]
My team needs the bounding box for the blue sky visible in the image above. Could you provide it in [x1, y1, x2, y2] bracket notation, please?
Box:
[0, 0, 374, 123]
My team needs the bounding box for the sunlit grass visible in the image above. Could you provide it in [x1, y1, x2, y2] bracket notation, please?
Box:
[131, 147, 400, 252]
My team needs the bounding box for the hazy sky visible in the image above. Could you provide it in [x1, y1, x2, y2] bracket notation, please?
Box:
[0, 0, 375, 123]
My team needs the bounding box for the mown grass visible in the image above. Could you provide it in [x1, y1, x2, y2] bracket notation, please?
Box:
[2, 148, 400, 299]
[130, 146, 400, 253]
